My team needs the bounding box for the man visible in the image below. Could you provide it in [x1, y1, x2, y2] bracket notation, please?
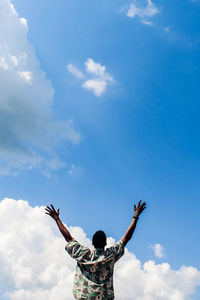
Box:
[45, 200, 146, 300]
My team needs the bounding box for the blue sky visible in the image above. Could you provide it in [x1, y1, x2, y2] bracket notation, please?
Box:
[1, 0, 200, 298]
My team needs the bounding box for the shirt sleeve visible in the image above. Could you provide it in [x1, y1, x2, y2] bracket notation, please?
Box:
[65, 240, 91, 263]
[112, 240, 125, 262]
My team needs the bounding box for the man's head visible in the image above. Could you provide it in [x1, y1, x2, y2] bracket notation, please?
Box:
[92, 230, 107, 249]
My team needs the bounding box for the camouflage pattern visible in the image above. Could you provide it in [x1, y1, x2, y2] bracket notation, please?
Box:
[65, 239, 124, 299]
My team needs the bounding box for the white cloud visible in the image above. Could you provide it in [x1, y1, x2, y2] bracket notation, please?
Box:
[67, 64, 84, 79]
[18, 71, 32, 83]
[141, 19, 154, 26]
[127, 0, 159, 26]
[20, 17, 28, 29]
[0, 198, 200, 300]
[0, 0, 81, 175]
[84, 59, 112, 81]
[82, 79, 107, 97]
[151, 243, 164, 258]
[67, 58, 114, 97]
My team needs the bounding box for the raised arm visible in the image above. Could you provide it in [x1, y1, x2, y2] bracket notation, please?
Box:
[45, 204, 73, 242]
[121, 200, 146, 247]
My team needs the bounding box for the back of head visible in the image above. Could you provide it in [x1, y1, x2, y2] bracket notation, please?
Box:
[92, 230, 107, 249]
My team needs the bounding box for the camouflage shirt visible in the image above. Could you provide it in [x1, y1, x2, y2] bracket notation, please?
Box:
[65, 239, 124, 300]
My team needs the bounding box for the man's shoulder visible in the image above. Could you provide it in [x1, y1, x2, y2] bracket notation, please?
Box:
[106, 240, 124, 251]
[104, 240, 125, 261]
[65, 238, 78, 249]
[65, 239, 92, 260]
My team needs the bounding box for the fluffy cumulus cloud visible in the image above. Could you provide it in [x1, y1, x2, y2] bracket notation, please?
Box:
[151, 243, 164, 258]
[127, 0, 159, 26]
[0, 198, 200, 300]
[67, 58, 114, 97]
[0, 0, 81, 175]
[67, 64, 84, 79]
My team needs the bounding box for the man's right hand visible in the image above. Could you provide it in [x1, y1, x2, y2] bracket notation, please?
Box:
[134, 200, 146, 218]
[45, 204, 60, 221]
[45, 204, 73, 242]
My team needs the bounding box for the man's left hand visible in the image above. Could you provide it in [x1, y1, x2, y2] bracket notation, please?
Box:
[45, 204, 60, 220]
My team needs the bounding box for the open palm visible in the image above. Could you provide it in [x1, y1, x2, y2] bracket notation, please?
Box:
[45, 204, 60, 220]
[134, 200, 146, 217]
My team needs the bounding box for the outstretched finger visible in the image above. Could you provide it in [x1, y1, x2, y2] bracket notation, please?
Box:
[134, 204, 136, 211]
[140, 204, 147, 212]
[141, 202, 146, 208]
[137, 200, 142, 207]
[57, 208, 60, 214]
[50, 204, 56, 212]
[45, 207, 51, 212]
[46, 206, 52, 211]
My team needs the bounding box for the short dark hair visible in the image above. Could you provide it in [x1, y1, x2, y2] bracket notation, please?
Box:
[92, 230, 107, 248]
